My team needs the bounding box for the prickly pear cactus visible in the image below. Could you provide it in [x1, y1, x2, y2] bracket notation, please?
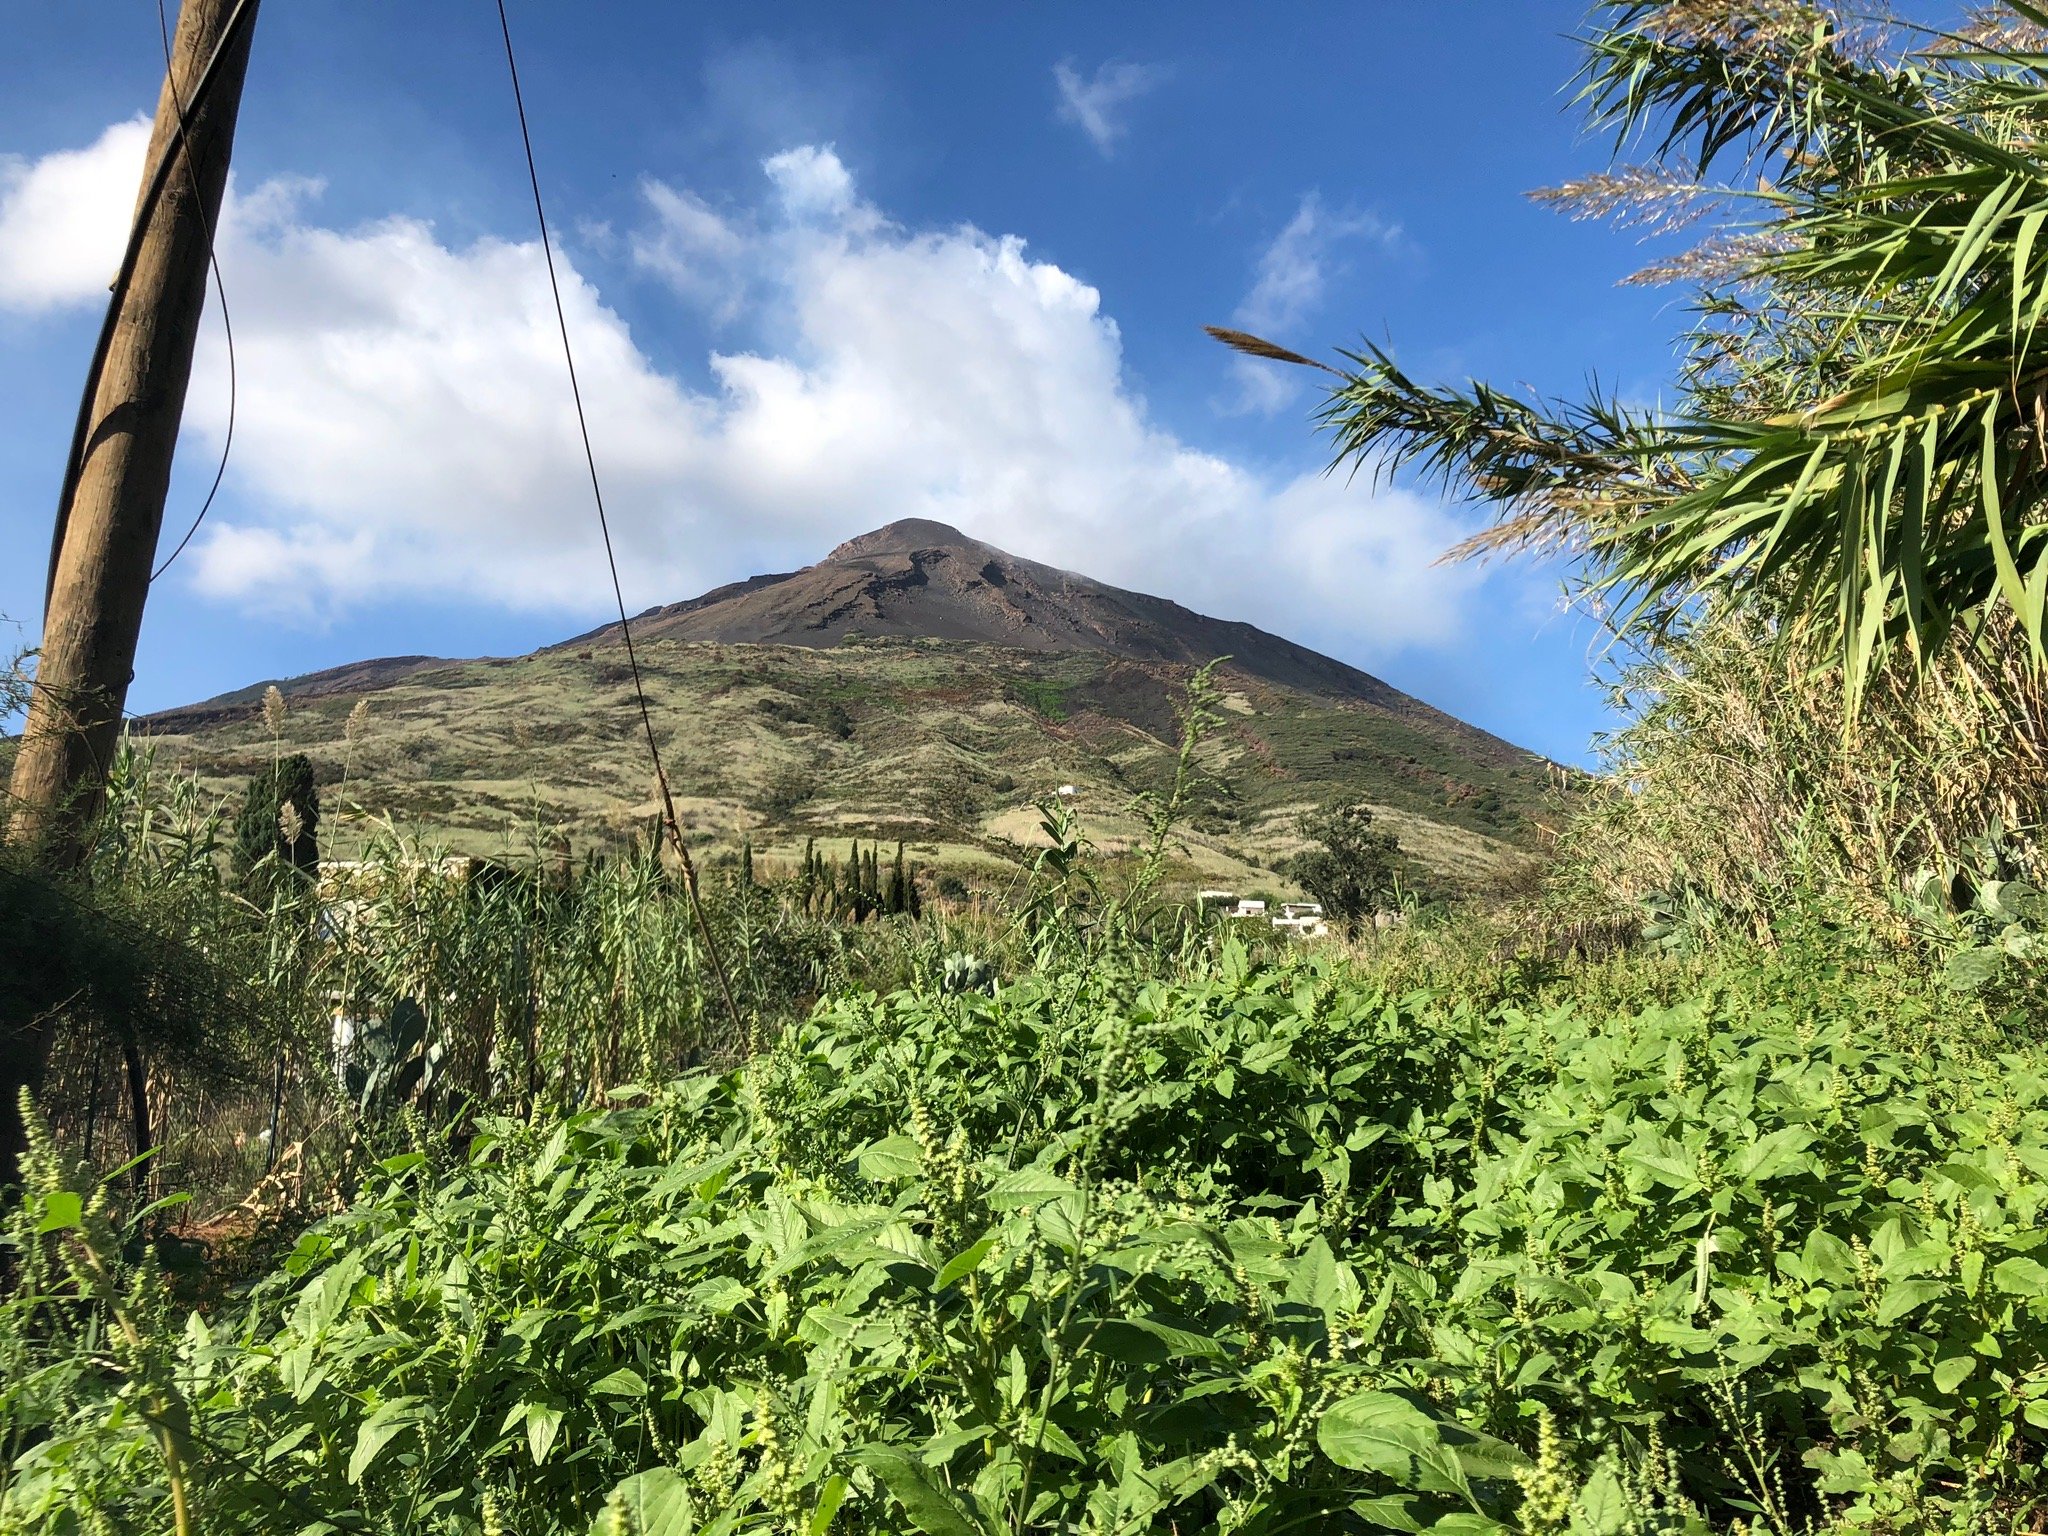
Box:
[337, 997, 444, 1118]
[939, 952, 995, 996]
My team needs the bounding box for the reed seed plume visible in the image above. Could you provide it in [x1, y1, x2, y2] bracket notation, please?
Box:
[1946, 6, 2048, 53]
[1528, 165, 1716, 234]
[1203, 326, 1344, 374]
[1622, 230, 1795, 287]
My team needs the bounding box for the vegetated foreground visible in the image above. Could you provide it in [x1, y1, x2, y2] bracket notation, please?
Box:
[11, 929, 2047, 1533]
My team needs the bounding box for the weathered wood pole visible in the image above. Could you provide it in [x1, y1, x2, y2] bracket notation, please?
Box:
[3, 0, 260, 1188]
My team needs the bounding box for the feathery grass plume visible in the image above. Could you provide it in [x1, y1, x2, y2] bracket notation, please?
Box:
[261, 684, 286, 743]
[277, 800, 303, 853]
[339, 696, 373, 798]
[1946, 5, 2048, 52]
[1527, 163, 1719, 233]
[1202, 325, 1342, 374]
[1620, 228, 1795, 286]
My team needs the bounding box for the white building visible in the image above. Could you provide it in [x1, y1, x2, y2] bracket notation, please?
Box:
[1271, 913, 1330, 939]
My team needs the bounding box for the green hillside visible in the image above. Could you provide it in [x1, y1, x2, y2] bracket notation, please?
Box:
[139, 636, 1553, 892]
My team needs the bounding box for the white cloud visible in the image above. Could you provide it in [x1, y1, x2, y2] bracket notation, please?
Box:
[0, 116, 149, 311]
[765, 144, 862, 223]
[1228, 192, 1400, 415]
[628, 179, 750, 322]
[1052, 59, 1168, 156]
[0, 126, 1481, 663]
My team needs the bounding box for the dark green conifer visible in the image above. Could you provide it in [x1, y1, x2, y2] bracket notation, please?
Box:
[232, 754, 322, 898]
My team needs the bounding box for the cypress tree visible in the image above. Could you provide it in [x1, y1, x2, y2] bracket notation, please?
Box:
[233, 754, 321, 897]
[891, 841, 907, 915]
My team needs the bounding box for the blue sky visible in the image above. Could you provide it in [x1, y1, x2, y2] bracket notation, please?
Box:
[0, 3, 1698, 766]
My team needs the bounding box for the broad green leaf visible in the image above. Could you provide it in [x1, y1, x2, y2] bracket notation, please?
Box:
[595, 1468, 697, 1536]
[35, 1191, 82, 1234]
[1933, 1353, 1976, 1394]
[986, 1168, 1079, 1209]
[1993, 1256, 2048, 1297]
[1285, 1237, 1345, 1315]
[808, 1474, 850, 1536]
[933, 1236, 996, 1291]
[1801, 1230, 1858, 1285]
[1572, 1463, 1631, 1534]
[1317, 1392, 1471, 1498]
[1875, 1278, 1946, 1325]
[856, 1135, 921, 1182]
[1089, 1317, 1229, 1364]
[348, 1396, 425, 1484]
[1350, 1493, 1437, 1532]
[509, 1399, 565, 1465]
[850, 1446, 981, 1536]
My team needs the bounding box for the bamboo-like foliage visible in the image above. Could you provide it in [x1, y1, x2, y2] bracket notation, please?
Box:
[1551, 608, 2048, 938]
[29, 743, 1033, 1211]
[1220, 0, 2048, 710]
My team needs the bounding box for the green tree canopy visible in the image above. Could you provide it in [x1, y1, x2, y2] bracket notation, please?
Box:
[1286, 802, 1403, 936]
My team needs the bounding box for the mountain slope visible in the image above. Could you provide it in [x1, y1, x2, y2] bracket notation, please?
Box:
[139, 522, 1556, 891]
[563, 519, 1469, 719]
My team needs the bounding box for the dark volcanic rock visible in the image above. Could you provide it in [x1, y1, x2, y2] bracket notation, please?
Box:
[557, 520, 1422, 711]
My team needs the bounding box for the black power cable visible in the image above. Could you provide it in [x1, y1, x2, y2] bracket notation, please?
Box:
[150, 0, 239, 584]
[490, 0, 744, 1038]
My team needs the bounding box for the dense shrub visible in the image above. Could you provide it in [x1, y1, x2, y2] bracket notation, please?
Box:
[8, 934, 2047, 1533]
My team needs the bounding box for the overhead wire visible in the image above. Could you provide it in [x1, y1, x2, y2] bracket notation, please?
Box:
[43, 0, 259, 609]
[150, 0, 239, 585]
[491, 0, 745, 1040]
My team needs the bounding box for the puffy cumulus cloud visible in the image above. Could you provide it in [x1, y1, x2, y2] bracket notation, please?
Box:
[0, 116, 150, 311]
[0, 126, 1481, 661]
[1228, 193, 1401, 415]
[764, 144, 868, 226]
[1052, 59, 1169, 156]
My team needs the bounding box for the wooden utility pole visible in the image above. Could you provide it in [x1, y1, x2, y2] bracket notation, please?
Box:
[3, 0, 260, 1184]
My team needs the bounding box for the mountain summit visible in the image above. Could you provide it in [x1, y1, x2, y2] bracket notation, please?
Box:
[561, 520, 1416, 709]
[141, 519, 1548, 886]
